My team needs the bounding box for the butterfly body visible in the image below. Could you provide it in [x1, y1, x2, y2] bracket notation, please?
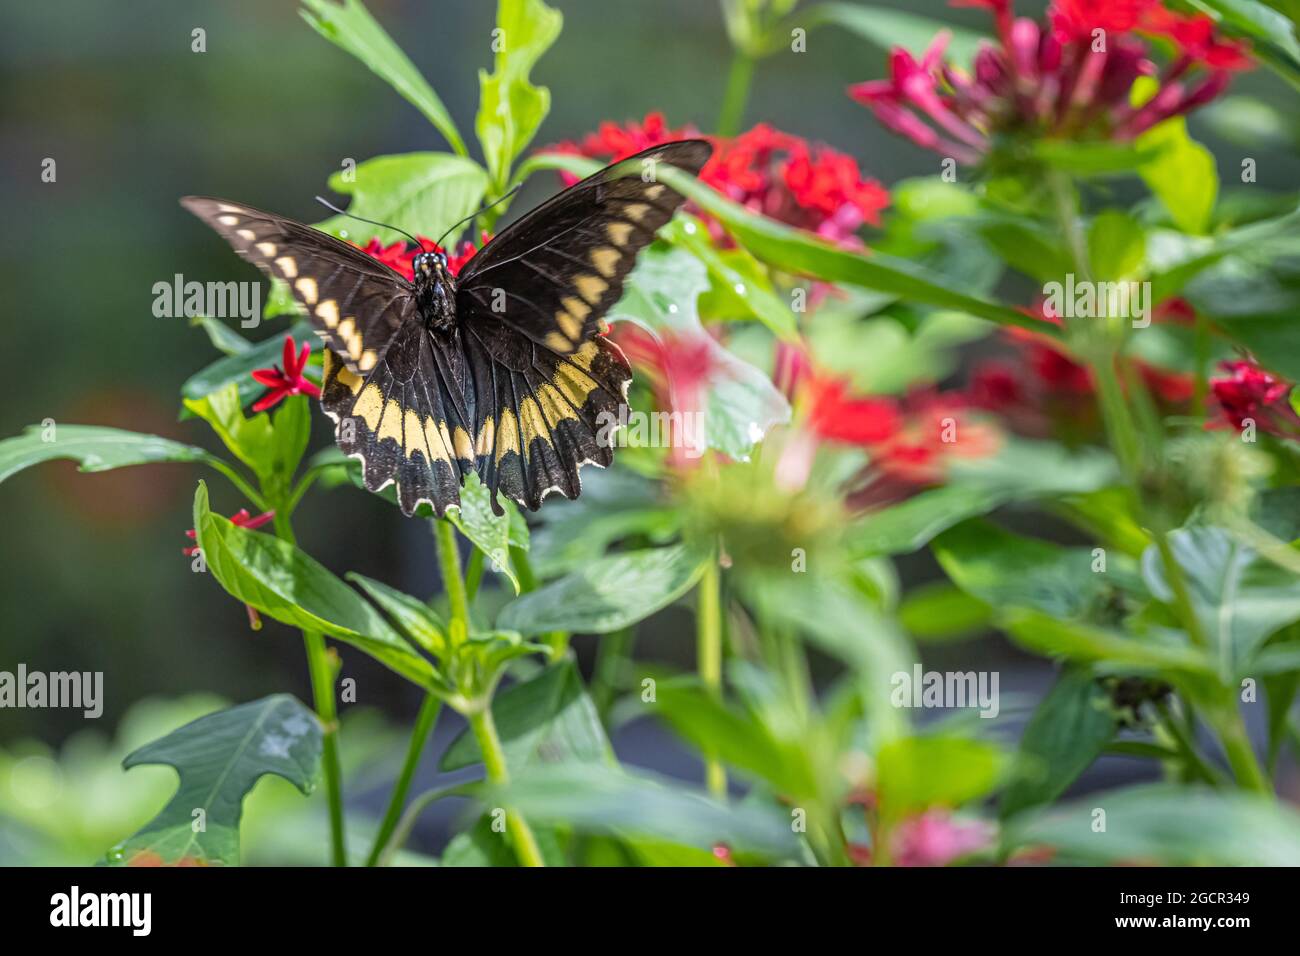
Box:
[182, 139, 712, 516]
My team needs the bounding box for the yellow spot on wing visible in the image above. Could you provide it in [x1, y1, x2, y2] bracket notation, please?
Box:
[453, 427, 474, 461]
[337, 317, 355, 341]
[645, 184, 665, 200]
[561, 296, 591, 322]
[544, 332, 571, 353]
[257, 242, 278, 257]
[623, 203, 650, 222]
[423, 418, 451, 464]
[358, 349, 378, 372]
[403, 409, 425, 457]
[590, 247, 620, 279]
[316, 299, 339, 327]
[274, 255, 296, 277]
[475, 416, 495, 456]
[518, 399, 551, 452]
[217, 214, 239, 226]
[295, 277, 319, 304]
[556, 310, 582, 340]
[570, 341, 599, 371]
[607, 221, 633, 246]
[378, 400, 404, 444]
[537, 383, 579, 425]
[574, 274, 607, 304]
[354, 384, 384, 429]
[553, 362, 600, 408]
[236, 228, 256, 241]
[495, 409, 520, 464]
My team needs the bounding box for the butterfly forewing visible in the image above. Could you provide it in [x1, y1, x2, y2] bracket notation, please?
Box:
[180, 197, 415, 376]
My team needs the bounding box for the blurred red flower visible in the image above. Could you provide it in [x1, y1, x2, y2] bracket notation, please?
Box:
[850, 0, 1249, 161]
[892, 811, 994, 866]
[545, 114, 888, 246]
[1209, 359, 1299, 436]
[250, 335, 321, 412]
[358, 233, 483, 281]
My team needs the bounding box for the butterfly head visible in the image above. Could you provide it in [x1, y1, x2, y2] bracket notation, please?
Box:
[412, 249, 456, 330]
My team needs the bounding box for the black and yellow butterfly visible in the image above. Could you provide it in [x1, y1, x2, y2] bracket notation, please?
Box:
[183, 140, 712, 516]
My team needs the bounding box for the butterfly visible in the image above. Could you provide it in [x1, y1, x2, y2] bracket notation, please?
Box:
[182, 139, 712, 516]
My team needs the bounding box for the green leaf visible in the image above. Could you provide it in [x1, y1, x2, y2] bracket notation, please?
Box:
[321, 152, 489, 247]
[347, 573, 447, 657]
[496, 544, 707, 635]
[875, 734, 1004, 826]
[488, 763, 802, 859]
[801, 2, 990, 68]
[441, 659, 611, 771]
[183, 386, 309, 496]
[190, 315, 252, 355]
[999, 669, 1117, 819]
[1141, 526, 1300, 678]
[898, 581, 993, 641]
[1087, 210, 1145, 280]
[447, 473, 526, 594]
[653, 680, 818, 797]
[0, 424, 216, 484]
[475, 0, 562, 191]
[933, 520, 1135, 620]
[179, 320, 314, 405]
[192, 482, 447, 693]
[1006, 783, 1300, 865]
[663, 216, 796, 338]
[1137, 115, 1218, 235]
[528, 153, 1040, 332]
[300, 0, 468, 156]
[610, 243, 791, 459]
[1000, 609, 1214, 676]
[110, 695, 321, 866]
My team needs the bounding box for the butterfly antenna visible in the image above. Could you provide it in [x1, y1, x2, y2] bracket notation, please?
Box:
[435, 186, 521, 249]
[313, 196, 427, 250]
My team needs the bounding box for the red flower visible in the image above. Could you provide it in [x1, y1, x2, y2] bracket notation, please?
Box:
[359, 233, 484, 281]
[614, 325, 718, 465]
[803, 375, 902, 446]
[182, 508, 275, 556]
[545, 116, 888, 246]
[250, 335, 321, 412]
[1210, 359, 1299, 436]
[850, 0, 1248, 160]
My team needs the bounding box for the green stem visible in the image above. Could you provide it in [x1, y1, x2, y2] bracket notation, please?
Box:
[513, 546, 569, 660]
[271, 515, 346, 865]
[592, 626, 636, 723]
[716, 51, 756, 136]
[304, 629, 347, 865]
[434, 519, 470, 644]
[205, 458, 268, 512]
[1214, 697, 1269, 793]
[364, 694, 442, 866]
[468, 705, 546, 867]
[464, 548, 485, 603]
[697, 556, 727, 798]
[1154, 699, 1225, 786]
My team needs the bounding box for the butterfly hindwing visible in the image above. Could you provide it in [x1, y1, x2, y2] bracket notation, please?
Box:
[180, 196, 415, 375]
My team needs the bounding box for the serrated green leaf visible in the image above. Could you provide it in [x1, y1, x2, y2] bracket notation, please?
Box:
[300, 0, 468, 156]
[497, 544, 707, 635]
[110, 695, 321, 866]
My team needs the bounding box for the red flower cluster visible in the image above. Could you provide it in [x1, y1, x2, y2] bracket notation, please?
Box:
[778, 342, 1000, 494]
[850, 0, 1249, 162]
[615, 324, 717, 465]
[358, 233, 483, 281]
[969, 299, 1196, 435]
[546, 114, 889, 246]
[1209, 359, 1299, 437]
[251, 335, 321, 412]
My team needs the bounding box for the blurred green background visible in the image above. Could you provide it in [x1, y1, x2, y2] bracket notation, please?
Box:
[1, 0, 1297, 861]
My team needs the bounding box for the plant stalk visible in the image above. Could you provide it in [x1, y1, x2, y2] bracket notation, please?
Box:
[697, 556, 727, 798]
[468, 705, 546, 867]
[365, 694, 442, 866]
[716, 51, 756, 137]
